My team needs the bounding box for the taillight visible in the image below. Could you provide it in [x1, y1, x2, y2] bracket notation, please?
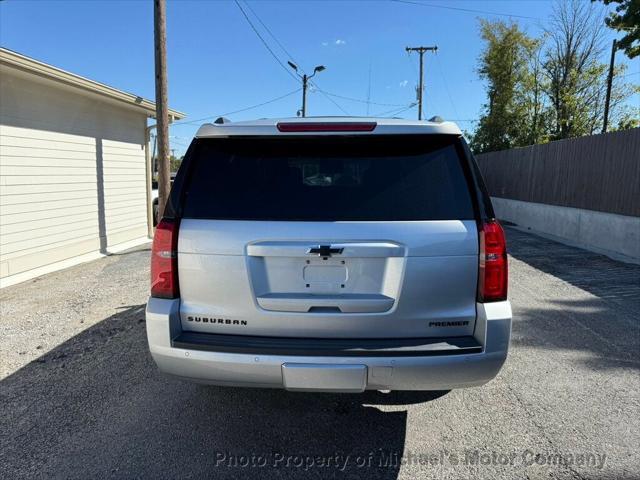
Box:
[478, 220, 508, 302]
[276, 122, 377, 132]
[151, 218, 179, 298]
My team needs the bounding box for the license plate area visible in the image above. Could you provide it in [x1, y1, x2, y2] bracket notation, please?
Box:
[282, 363, 367, 392]
[303, 264, 348, 283]
[303, 262, 348, 293]
[249, 256, 388, 295]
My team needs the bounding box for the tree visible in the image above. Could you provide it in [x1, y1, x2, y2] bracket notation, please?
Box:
[595, 0, 640, 58]
[471, 1, 637, 149]
[543, 0, 635, 139]
[517, 36, 553, 145]
[615, 110, 640, 129]
[152, 155, 183, 179]
[604, 64, 639, 132]
[470, 20, 539, 153]
[544, 0, 605, 138]
[170, 155, 183, 172]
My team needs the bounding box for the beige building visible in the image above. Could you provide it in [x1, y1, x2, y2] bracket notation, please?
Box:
[0, 48, 185, 287]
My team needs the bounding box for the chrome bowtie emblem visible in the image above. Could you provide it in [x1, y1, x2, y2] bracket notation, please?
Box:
[307, 245, 344, 257]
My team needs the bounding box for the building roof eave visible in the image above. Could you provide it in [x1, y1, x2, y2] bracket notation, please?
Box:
[0, 47, 186, 121]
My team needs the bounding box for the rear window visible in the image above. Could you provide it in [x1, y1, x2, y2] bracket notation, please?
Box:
[180, 135, 475, 221]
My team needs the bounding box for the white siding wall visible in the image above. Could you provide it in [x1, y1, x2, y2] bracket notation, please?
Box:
[0, 68, 149, 280]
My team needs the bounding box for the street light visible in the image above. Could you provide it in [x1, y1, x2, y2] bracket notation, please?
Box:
[288, 62, 326, 117]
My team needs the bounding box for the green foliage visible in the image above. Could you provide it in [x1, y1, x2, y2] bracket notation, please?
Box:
[470, 20, 540, 153]
[517, 37, 553, 145]
[615, 114, 640, 130]
[170, 155, 183, 173]
[471, 0, 637, 153]
[151, 155, 183, 180]
[544, 0, 612, 139]
[595, 0, 640, 58]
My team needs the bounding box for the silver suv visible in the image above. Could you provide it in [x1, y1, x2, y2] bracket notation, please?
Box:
[146, 117, 511, 392]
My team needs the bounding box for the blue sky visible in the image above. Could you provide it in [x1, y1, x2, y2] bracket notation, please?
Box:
[1, 0, 638, 155]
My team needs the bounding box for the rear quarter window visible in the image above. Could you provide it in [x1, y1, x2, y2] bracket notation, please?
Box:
[180, 135, 475, 221]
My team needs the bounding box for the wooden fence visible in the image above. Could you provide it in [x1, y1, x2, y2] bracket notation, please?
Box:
[475, 128, 640, 217]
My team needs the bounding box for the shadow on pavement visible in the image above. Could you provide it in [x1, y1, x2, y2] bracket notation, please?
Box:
[505, 227, 640, 371]
[505, 226, 640, 310]
[0, 305, 446, 479]
[513, 297, 640, 371]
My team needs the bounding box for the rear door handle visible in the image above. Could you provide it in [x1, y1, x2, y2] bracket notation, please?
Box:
[257, 293, 395, 313]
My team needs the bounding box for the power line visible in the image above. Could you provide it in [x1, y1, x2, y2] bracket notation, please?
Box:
[171, 89, 301, 126]
[434, 52, 460, 120]
[406, 50, 419, 77]
[309, 81, 351, 115]
[372, 103, 417, 117]
[242, 0, 300, 69]
[236, 0, 350, 115]
[386, 104, 417, 118]
[314, 89, 408, 107]
[234, 0, 299, 83]
[391, 0, 540, 20]
[169, 139, 189, 148]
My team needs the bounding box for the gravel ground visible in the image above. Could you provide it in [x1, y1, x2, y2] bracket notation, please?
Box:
[1, 228, 638, 479]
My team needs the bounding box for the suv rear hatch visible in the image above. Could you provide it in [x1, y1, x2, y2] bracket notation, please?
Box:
[173, 134, 479, 339]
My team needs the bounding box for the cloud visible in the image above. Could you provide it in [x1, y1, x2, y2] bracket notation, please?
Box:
[399, 80, 409, 88]
[322, 39, 346, 47]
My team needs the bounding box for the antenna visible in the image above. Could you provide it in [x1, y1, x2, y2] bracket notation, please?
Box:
[366, 61, 372, 116]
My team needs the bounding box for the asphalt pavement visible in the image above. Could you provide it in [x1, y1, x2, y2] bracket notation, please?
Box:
[1, 227, 638, 479]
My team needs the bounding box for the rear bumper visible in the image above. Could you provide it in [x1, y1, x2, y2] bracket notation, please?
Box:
[145, 298, 511, 391]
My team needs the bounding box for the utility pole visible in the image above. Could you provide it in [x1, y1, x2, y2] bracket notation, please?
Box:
[154, 0, 170, 219]
[603, 39, 617, 134]
[288, 62, 325, 117]
[405, 46, 438, 120]
[302, 74, 308, 117]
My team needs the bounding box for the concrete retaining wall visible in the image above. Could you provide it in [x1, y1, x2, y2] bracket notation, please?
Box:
[492, 197, 640, 262]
